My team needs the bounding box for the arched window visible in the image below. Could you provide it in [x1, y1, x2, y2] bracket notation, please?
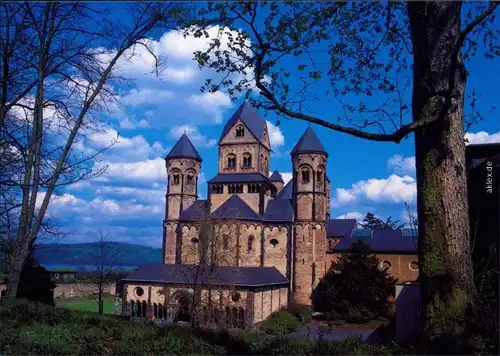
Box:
[301, 169, 310, 183]
[247, 236, 254, 251]
[212, 185, 223, 194]
[186, 174, 194, 185]
[130, 300, 136, 316]
[158, 303, 164, 319]
[262, 155, 268, 172]
[243, 154, 252, 168]
[172, 173, 180, 185]
[316, 169, 323, 182]
[153, 303, 158, 318]
[141, 301, 147, 317]
[238, 308, 245, 329]
[270, 238, 279, 248]
[227, 155, 236, 169]
[223, 235, 229, 250]
[380, 260, 392, 271]
[236, 125, 245, 137]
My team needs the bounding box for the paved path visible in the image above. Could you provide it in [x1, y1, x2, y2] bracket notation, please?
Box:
[285, 320, 378, 342]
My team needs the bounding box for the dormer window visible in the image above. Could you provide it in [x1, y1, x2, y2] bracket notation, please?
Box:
[173, 174, 180, 185]
[227, 155, 236, 169]
[236, 125, 244, 137]
[243, 154, 252, 168]
[301, 169, 310, 184]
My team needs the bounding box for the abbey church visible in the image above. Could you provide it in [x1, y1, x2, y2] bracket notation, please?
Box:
[120, 102, 419, 326]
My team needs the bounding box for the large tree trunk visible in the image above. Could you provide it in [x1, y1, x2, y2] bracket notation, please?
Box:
[408, 2, 478, 352]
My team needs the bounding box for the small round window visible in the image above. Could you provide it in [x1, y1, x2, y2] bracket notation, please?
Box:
[409, 260, 419, 271]
[231, 292, 241, 302]
[191, 238, 199, 244]
[135, 287, 144, 297]
[380, 260, 392, 271]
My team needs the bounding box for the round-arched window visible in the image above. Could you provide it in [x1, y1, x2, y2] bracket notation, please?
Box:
[270, 238, 279, 248]
[135, 287, 144, 297]
[409, 260, 419, 271]
[231, 292, 241, 302]
[379, 260, 392, 271]
[191, 238, 199, 245]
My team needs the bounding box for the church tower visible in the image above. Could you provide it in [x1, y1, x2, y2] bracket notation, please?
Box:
[163, 134, 202, 264]
[291, 127, 328, 305]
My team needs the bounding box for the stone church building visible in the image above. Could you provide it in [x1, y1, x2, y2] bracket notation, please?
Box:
[120, 102, 419, 327]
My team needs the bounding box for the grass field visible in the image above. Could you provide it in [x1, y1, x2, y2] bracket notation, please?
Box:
[55, 296, 121, 314]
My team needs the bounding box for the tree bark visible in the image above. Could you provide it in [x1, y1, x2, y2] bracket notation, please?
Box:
[408, 2, 478, 351]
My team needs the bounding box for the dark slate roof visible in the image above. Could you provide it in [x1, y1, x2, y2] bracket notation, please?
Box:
[122, 263, 289, 288]
[207, 173, 273, 185]
[291, 127, 327, 156]
[276, 178, 293, 200]
[218, 101, 268, 146]
[327, 219, 357, 238]
[269, 170, 284, 183]
[264, 199, 294, 222]
[179, 200, 209, 221]
[210, 195, 262, 220]
[166, 134, 202, 161]
[332, 229, 418, 253]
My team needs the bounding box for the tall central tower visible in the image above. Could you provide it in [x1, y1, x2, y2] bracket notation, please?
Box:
[291, 127, 328, 305]
[163, 134, 202, 264]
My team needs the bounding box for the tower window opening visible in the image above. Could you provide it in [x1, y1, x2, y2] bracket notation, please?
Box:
[317, 170, 323, 182]
[227, 155, 236, 169]
[173, 174, 180, 185]
[236, 126, 244, 137]
[248, 184, 259, 193]
[186, 174, 194, 185]
[243, 154, 252, 168]
[223, 235, 229, 250]
[212, 185, 223, 194]
[301, 169, 310, 183]
[248, 236, 254, 251]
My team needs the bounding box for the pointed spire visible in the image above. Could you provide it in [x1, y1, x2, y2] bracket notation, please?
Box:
[269, 170, 284, 183]
[166, 133, 202, 161]
[291, 127, 327, 156]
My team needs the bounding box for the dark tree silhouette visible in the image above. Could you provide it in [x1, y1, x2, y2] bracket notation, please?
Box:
[359, 212, 404, 230]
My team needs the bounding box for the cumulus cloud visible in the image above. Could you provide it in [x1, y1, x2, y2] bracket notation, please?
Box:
[336, 211, 364, 221]
[121, 88, 175, 106]
[266, 120, 285, 149]
[333, 174, 417, 206]
[387, 154, 416, 174]
[169, 125, 216, 148]
[95, 157, 166, 183]
[465, 131, 500, 145]
[187, 92, 233, 123]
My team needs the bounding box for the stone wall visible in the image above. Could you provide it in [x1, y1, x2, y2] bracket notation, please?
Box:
[54, 283, 117, 299]
[263, 226, 289, 276]
[252, 286, 288, 323]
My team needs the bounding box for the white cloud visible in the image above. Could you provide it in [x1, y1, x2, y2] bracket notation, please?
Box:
[162, 66, 197, 84]
[465, 131, 500, 145]
[266, 120, 285, 149]
[333, 174, 417, 206]
[281, 172, 293, 185]
[95, 186, 165, 204]
[96, 158, 166, 183]
[121, 88, 175, 106]
[336, 212, 364, 221]
[187, 91, 233, 123]
[169, 125, 216, 148]
[387, 154, 416, 174]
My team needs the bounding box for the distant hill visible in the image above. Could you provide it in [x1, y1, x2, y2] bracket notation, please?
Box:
[32, 242, 162, 266]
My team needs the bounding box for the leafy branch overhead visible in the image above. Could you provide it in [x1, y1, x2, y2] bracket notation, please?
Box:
[193, 2, 499, 143]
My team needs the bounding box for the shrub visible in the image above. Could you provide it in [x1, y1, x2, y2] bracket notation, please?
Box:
[259, 310, 301, 335]
[285, 303, 313, 325]
[329, 319, 345, 326]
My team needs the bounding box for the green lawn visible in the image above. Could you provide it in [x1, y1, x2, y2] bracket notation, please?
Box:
[55, 296, 121, 314]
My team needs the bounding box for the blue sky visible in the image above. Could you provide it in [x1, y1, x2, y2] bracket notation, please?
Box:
[39, 6, 500, 247]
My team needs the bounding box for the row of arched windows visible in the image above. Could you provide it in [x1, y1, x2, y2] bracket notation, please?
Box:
[222, 235, 278, 251]
[171, 173, 195, 186]
[228, 184, 243, 194]
[130, 300, 147, 317]
[226, 154, 253, 169]
[300, 167, 324, 184]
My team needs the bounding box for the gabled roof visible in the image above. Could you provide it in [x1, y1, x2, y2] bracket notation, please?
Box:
[269, 170, 284, 183]
[166, 134, 202, 161]
[331, 229, 418, 253]
[122, 263, 289, 288]
[327, 219, 357, 238]
[218, 101, 268, 146]
[276, 178, 293, 200]
[291, 127, 327, 156]
[210, 195, 262, 221]
[264, 199, 294, 222]
[179, 200, 209, 221]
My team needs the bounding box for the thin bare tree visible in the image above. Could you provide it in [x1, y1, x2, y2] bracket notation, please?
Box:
[0, 2, 190, 298]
